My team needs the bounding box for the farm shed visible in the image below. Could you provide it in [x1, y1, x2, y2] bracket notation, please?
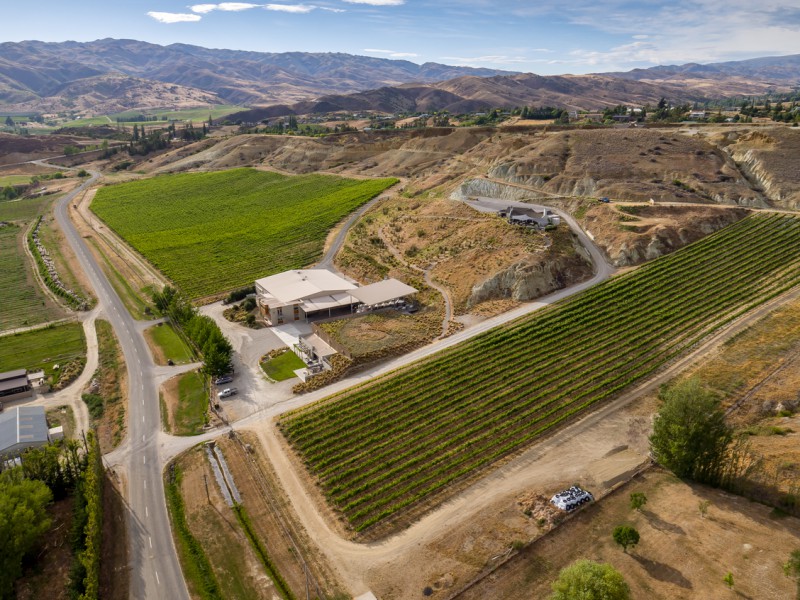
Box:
[0, 369, 34, 401]
[0, 406, 51, 459]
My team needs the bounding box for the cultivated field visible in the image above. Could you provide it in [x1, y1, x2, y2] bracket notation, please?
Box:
[0, 224, 62, 331]
[280, 214, 800, 534]
[91, 168, 397, 298]
[0, 323, 85, 383]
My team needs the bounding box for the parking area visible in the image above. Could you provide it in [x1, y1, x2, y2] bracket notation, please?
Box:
[200, 301, 296, 421]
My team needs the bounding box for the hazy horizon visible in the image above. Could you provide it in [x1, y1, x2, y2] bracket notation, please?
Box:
[5, 1, 800, 75]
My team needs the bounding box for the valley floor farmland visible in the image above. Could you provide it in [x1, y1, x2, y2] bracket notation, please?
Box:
[90, 168, 397, 298]
[279, 214, 800, 534]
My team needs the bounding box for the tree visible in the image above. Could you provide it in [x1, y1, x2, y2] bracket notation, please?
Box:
[612, 525, 640, 553]
[649, 377, 733, 484]
[630, 492, 647, 511]
[698, 499, 711, 518]
[550, 559, 630, 600]
[4, 115, 14, 128]
[0, 470, 53, 597]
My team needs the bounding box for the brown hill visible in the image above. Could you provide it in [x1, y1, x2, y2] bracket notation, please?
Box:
[0, 39, 515, 112]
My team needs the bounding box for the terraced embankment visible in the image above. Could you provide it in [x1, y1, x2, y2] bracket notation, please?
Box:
[280, 213, 800, 533]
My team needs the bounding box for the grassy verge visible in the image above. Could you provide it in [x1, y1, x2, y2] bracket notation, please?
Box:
[232, 504, 295, 600]
[86, 237, 152, 319]
[46, 405, 76, 439]
[164, 464, 224, 600]
[88, 319, 126, 451]
[0, 322, 85, 387]
[164, 371, 209, 436]
[260, 350, 304, 381]
[144, 322, 194, 365]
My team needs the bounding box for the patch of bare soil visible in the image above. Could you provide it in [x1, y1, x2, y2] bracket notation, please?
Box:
[176, 445, 279, 600]
[0, 132, 97, 166]
[454, 468, 800, 600]
[100, 474, 130, 600]
[15, 496, 74, 600]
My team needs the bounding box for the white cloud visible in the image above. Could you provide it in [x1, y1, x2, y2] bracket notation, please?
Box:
[265, 4, 315, 13]
[441, 54, 534, 65]
[343, 0, 404, 5]
[364, 48, 418, 58]
[217, 2, 261, 10]
[147, 11, 203, 22]
[318, 6, 346, 11]
[189, 3, 217, 12]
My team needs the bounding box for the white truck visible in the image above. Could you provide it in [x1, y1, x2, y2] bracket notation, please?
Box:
[550, 485, 594, 511]
[217, 387, 238, 399]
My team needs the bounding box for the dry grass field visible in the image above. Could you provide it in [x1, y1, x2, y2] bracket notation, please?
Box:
[456, 469, 800, 600]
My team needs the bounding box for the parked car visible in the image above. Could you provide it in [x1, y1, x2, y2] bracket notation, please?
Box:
[214, 374, 233, 385]
[550, 485, 594, 511]
[599, 197, 611, 203]
[217, 387, 238, 399]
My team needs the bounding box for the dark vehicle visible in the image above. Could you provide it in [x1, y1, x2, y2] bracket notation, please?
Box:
[599, 197, 611, 203]
[167, 359, 174, 366]
[214, 374, 234, 385]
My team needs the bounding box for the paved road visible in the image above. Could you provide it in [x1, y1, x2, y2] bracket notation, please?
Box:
[49, 167, 189, 600]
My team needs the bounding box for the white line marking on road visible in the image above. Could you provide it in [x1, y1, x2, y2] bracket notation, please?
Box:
[144, 479, 147, 489]
[149, 536, 152, 549]
[142, 434, 145, 442]
[143, 456, 146, 464]
[145, 505, 149, 517]
[142, 415, 145, 423]
[155, 571, 160, 585]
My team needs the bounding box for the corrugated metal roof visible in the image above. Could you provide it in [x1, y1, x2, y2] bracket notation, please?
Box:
[0, 373, 29, 393]
[0, 369, 27, 382]
[350, 279, 418, 306]
[255, 269, 356, 304]
[0, 406, 49, 453]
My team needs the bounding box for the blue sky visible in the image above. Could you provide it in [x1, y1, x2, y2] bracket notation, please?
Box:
[4, 0, 800, 74]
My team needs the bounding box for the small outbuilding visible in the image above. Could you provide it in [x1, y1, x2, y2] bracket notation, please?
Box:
[0, 406, 51, 459]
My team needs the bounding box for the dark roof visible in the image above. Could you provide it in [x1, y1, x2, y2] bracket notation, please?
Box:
[0, 369, 27, 382]
[0, 406, 49, 453]
[0, 373, 29, 393]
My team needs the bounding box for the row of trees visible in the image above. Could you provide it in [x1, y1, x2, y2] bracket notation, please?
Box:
[152, 286, 233, 377]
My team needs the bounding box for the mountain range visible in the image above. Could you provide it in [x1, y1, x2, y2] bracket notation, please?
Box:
[0, 38, 514, 113]
[0, 39, 798, 117]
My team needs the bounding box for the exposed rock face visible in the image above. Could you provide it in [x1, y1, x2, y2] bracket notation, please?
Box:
[468, 239, 592, 306]
[452, 177, 546, 202]
[723, 130, 800, 209]
[599, 210, 748, 267]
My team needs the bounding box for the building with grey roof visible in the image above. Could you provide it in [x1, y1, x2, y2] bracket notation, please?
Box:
[0, 369, 33, 402]
[0, 406, 51, 459]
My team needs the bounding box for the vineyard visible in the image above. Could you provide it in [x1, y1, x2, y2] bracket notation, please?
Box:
[0, 221, 63, 332]
[91, 169, 397, 298]
[280, 214, 800, 533]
